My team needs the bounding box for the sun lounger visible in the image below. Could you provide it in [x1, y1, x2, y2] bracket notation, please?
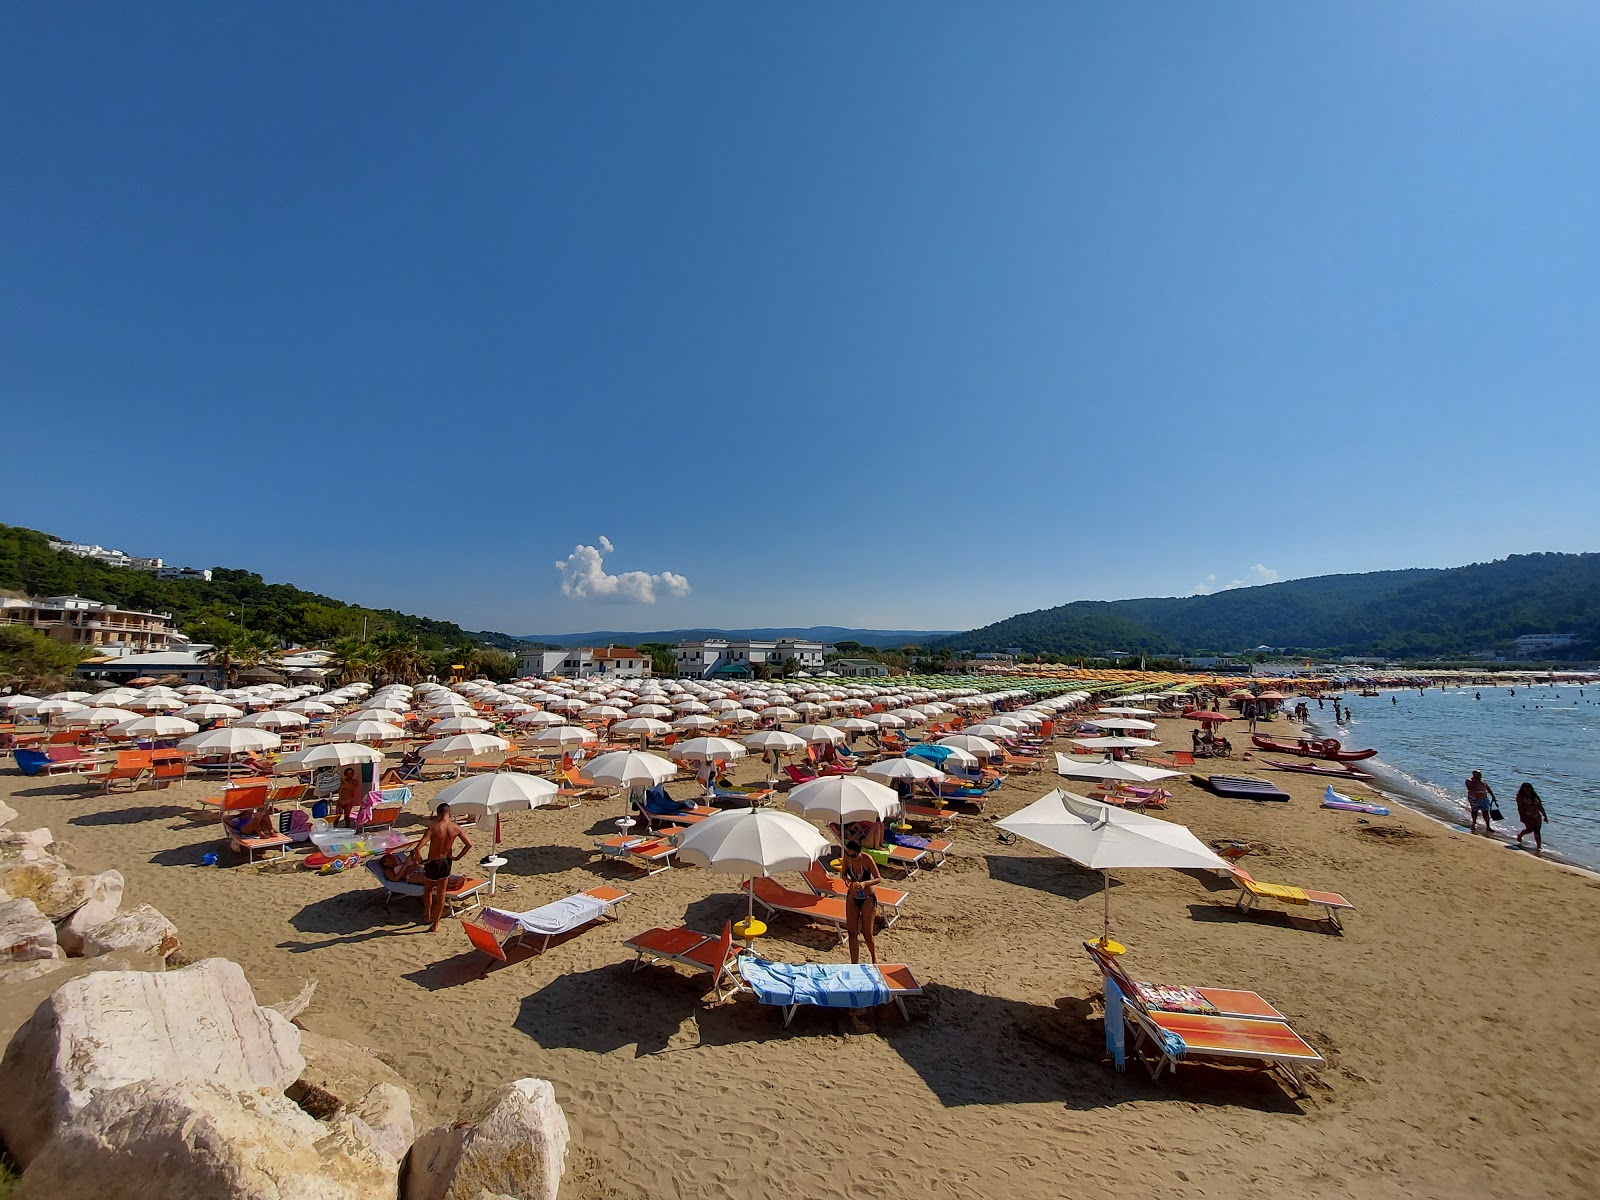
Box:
[902, 803, 956, 831]
[622, 922, 746, 1000]
[733, 957, 924, 1026]
[1083, 941, 1287, 1022]
[363, 859, 487, 916]
[1230, 868, 1354, 930]
[221, 790, 291, 864]
[593, 832, 680, 874]
[802, 863, 908, 921]
[1116, 994, 1323, 1095]
[709, 782, 774, 806]
[634, 797, 717, 829]
[464, 885, 631, 959]
[885, 834, 952, 870]
[87, 750, 154, 792]
[742, 876, 897, 933]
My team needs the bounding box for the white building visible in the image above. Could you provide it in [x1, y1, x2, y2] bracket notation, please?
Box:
[516, 645, 653, 679]
[673, 637, 824, 678]
[154, 566, 213, 582]
[592, 646, 650, 677]
[1, 595, 176, 653]
[833, 658, 890, 678]
[1515, 633, 1579, 657]
[47, 541, 163, 571]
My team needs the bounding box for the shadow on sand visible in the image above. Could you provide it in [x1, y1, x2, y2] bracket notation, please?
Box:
[983, 854, 1110, 901]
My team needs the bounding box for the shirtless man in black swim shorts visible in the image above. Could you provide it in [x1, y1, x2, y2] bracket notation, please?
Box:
[417, 802, 472, 932]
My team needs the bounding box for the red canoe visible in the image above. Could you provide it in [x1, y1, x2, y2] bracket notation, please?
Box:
[1251, 734, 1377, 762]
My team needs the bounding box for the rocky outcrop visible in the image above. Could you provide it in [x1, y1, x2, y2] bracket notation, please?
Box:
[0, 799, 18, 827]
[0, 956, 303, 1165]
[16, 1080, 398, 1200]
[76, 903, 179, 962]
[405, 1078, 569, 1200]
[0, 897, 60, 962]
[290, 1027, 433, 1130]
[348, 1081, 415, 1163]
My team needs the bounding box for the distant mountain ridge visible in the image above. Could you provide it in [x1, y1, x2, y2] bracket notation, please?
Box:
[517, 626, 958, 649]
[935, 553, 1600, 659]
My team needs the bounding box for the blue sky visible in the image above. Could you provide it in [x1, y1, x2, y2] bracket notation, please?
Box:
[4, 3, 1598, 636]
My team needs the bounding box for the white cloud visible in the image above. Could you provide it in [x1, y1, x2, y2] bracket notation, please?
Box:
[1193, 564, 1280, 596]
[554, 536, 691, 605]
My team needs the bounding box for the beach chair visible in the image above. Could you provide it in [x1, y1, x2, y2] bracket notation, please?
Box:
[463, 885, 631, 961]
[1112, 984, 1323, 1096]
[1229, 869, 1354, 930]
[221, 790, 291, 864]
[1083, 941, 1287, 1022]
[708, 782, 774, 807]
[742, 876, 897, 934]
[89, 750, 154, 792]
[902, 803, 956, 832]
[733, 958, 923, 1026]
[11, 748, 54, 777]
[196, 782, 270, 820]
[42, 745, 100, 774]
[784, 764, 819, 785]
[621, 921, 746, 1001]
[884, 835, 952, 870]
[363, 859, 488, 916]
[592, 832, 679, 875]
[801, 863, 907, 922]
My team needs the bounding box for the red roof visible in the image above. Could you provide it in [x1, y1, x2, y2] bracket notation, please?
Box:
[591, 647, 642, 659]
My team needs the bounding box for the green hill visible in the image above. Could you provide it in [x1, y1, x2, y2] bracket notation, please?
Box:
[938, 554, 1600, 659]
[0, 523, 526, 657]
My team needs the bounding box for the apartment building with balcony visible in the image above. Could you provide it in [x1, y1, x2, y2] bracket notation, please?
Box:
[0, 595, 177, 653]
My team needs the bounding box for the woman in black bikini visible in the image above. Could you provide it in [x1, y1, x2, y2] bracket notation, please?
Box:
[840, 839, 881, 965]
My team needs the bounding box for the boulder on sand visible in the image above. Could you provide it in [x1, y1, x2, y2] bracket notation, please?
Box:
[77, 903, 179, 962]
[0, 799, 17, 827]
[405, 1078, 569, 1200]
[0, 897, 60, 962]
[16, 1080, 398, 1200]
[290, 1027, 433, 1130]
[0, 957, 304, 1165]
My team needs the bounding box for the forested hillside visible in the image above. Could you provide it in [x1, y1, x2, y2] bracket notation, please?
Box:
[940, 554, 1600, 658]
[0, 523, 523, 656]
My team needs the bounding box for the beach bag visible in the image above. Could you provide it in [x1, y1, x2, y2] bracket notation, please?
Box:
[1490, 804, 1504, 821]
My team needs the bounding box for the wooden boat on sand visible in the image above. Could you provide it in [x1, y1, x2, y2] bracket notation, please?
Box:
[1250, 734, 1377, 762]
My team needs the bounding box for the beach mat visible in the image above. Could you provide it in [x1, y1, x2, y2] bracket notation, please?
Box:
[1195, 774, 1291, 802]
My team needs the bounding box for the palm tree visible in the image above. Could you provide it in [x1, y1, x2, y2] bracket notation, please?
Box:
[377, 643, 429, 685]
[329, 636, 379, 684]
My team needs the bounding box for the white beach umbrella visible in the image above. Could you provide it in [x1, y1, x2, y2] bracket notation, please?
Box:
[274, 742, 384, 775]
[238, 709, 310, 729]
[87, 691, 139, 707]
[995, 789, 1228, 944]
[829, 717, 878, 735]
[326, 720, 408, 742]
[109, 715, 199, 739]
[530, 725, 597, 750]
[31, 698, 88, 717]
[353, 707, 411, 722]
[419, 733, 510, 759]
[674, 736, 748, 764]
[584, 750, 678, 791]
[1070, 737, 1161, 751]
[863, 757, 944, 785]
[179, 727, 281, 755]
[1088, 718, 1158, 732]
[434, 771, 559, 816]
[790, 724, 846, 745]
[627, 703, 673, 719]
[60, 707, 141, 728]
[671, 713, 719, 732]
[675, 808, 831, 922]
[1053, 753, 1181, 783]
[180, 703, 244, 720]
[743, 729, 807, 783]
[785, 776, 902, 833]
[868, 712, 905, 728]
[764, 706, 799, 722]
[580, 705, 628, 723]
[937, 734, 1003, 758]
[428, 716, 494, 735]
[611, 717, 671, 745]
[45, 690, 92, 701]
[1098, 706, 1159, 716]
[513, 710, 565, 727]
[125, 695, 185, 713]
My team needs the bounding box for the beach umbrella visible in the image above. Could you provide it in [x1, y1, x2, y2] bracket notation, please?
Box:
[434, 771, 559, 817]
[627, 703, 673, 719]
[785, 776, 902, 836]
[862, 758, 944, 786]
[59, 707, 141, 728]
[995, 789, 1228, 945]
[579, 705, 627, 723]
[1185, 710, 1233, 724]
[671, 713, 719, 732]
[326, 720, 408, 742]
[584, 750, 678, 791]
[122, 695, 182, 713]
[674, 736, 748, 764]
[353, 706, 410, 722]
[789, 723, 845, 745]
[1098, 706, 1158, 716]
[428, 716, 494, 735]
[743, 729, 807, 783]
[1053, 754, 1181, 783]
[829, 717, 877, 735]
[238, 709, 310, 729]
[936, 734, 1002, 758]
[868, 713, 905, 728]
[180, 703, 244, 721]
[763, 706, 799, 722]
[1087, 718, 1157, 732]
[30, 698, 88, 717]
[530, 725, 597, 750]
[675, 808, 831, 922]
[46, 690, 92, 701]
[419, 733, 510, 759]
[179, 727, 281, 755]
[612, 717, 671, 746]
[1070, 736, 1161, 751]
[109, 715, 199, 739]
[274, 742, 384, 775]
[906, 743, 977, 770]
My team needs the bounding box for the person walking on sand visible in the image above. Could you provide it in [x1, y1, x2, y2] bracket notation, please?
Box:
[1465, 770, 1497, 836]
[1514, 783, 1549, 852]
[417, 802, 472, 932]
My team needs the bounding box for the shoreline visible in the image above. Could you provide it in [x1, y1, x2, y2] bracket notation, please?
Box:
[1295, 711, 1600, 878]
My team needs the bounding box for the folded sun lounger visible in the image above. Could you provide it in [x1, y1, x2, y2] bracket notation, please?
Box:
[1083, 941, 1287, 1022]
[593, 832, 680, 875]
[464, 885, 631, 959]
[733, 957, 923, 1026]
[1230, 868, 1354, 930]
[1117, 998, 1324, 1096]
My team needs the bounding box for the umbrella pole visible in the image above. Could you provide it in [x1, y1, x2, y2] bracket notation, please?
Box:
[1102, 870, 1111, 947]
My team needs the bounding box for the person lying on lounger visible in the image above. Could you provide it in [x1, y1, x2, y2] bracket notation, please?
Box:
[231, 805, 278, 839]
[379, 849, 426, 884]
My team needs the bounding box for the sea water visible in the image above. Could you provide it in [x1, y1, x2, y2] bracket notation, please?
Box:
[1306, 684, 1600, 870]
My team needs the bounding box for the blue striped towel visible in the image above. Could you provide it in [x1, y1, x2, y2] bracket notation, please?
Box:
[737, 958, 891, 1009]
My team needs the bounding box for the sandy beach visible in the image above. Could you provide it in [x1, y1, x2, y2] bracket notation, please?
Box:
[5, 712, 1599, 1200]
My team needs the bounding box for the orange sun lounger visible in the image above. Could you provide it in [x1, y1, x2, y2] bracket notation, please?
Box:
[462, 885, 631, 961]
[622, 922, 746, 1001]
[742, 876, 898, 934]
[1120, 1003, 1324, 1096]
[1083, 941, 1287, 1022]
[801, 862, 908, 922]
[593, 831, 681, 875]
[1230, 868, 1354, 930]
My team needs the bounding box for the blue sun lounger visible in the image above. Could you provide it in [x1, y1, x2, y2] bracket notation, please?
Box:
[733, 957, 923, 1026]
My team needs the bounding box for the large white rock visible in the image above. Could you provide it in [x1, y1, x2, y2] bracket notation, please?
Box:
[0, 832, 86, 920]
[290, 1027, 434, 1130]
[16, 1080, 399, 1200]
[78, 903, 179, 962]
[0, 799, 18, 827]
[405, 1078, 569, 1200]
[56, 898, 118, 955]
[0, 897, 60, 962]
[0, 956, 304, 1165]
[350, 1081, 415, 1163]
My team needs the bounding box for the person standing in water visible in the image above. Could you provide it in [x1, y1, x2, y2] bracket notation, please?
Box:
[1514, 784, 1549, 852]
[1465, 771, 1497, 836]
